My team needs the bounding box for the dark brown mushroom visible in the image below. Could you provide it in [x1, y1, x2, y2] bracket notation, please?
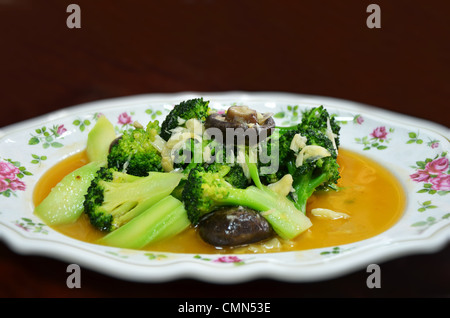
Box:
[108, 136, 122, 153]
[204, 105, 275, 146]
[197, 206, 274, 247]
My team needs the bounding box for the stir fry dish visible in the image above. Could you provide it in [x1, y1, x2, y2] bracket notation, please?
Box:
[34, 98, 360, 251]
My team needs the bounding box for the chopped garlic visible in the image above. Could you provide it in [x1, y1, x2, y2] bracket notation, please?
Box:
[150, 135, 166, 153]
[267, 174, 293, 197]
[185, 118, 204, 134]
[160, 121, 205, 172]
[161, 156, 174, 172]
[290, 133, 308, 153]
[295, 145, 331, 167]
[133, 121, 144, 129]
[242, 237, 283, 253]
[326, 117, 338, 154]
[202, 145, 212, 163]
[260, 209, 275, 217]
[311, 208, 350, 220]
[256, 112, 274, 125]
[236, 149, 250, 179]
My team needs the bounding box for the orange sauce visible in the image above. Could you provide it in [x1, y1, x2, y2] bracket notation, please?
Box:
[33, 149, 406, 254]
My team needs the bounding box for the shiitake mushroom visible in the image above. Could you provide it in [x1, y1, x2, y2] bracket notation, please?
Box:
[108, 136, 122, 152]
[197, 206, 274, 247]
[204, 105, 275, 146]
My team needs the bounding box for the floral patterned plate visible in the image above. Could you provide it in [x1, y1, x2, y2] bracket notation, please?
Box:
[1, 92, 449, 283]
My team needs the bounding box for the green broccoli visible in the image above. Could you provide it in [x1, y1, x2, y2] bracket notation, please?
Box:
[170, 132, 250, 189]
[276, 106, 341, 213]
[181, 160, 312, 240]
[204, 161, 249, 189]
[201, 140, 250, 189]
[289, 156, 340, 213]
[84, 167, 183, 232]
[278, 105, 341, 147]
[171, 137, 209, 174]
[256, 132, 283, 184]
[160, 98, 211, 141]
[299, 105, 341, 148]
[107, 121, 163, 176]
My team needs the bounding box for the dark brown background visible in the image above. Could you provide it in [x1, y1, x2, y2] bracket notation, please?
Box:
[0, 0, 449, 298]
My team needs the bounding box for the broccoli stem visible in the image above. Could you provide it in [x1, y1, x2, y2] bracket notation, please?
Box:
[97, 195, 190, 249]
[236, 155, 312, 239]
[216, 185, 312, 240]
[35, 160, 105, 225]
[286, 160, 330, 214]
[100, 171, 184, 229]
[291, 170, 329, 213]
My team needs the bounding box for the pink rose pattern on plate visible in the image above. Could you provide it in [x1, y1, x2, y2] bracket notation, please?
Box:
[194, 254, 245, 265]
[351, 114, 447, 230]
[0, 159, 32, 197]
[6, 112, 132, 198]
[115, 112, 136, 133]
[410, 155, 450, 194]
[355, 125, 393, 150]
[118, 112, 133, 125]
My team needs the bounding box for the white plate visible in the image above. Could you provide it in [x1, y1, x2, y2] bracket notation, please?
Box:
[1, 92, 449, 283]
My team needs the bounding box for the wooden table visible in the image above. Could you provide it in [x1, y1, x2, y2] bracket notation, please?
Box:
[1, 1, 449, 299]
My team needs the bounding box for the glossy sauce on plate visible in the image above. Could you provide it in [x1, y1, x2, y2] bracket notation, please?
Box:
[33, 149, 406, 254]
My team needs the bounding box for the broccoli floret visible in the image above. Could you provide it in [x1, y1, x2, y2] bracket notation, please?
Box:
[278, 105, 341, 147]
[256, 132, 284, 183]
[160, 98, 211, 141]
[290, 157, 340, 213]
[84, 167, 183, 232]
[276, 106, 341, 213]
[171, 137, 209, 174]
[181, 161, 312, 240]
[201, 137, 250, 188]
[171, 133, 250, 189]
[221, 164, 249, 189]
[107, 121, 163, 176]
[204, 162, 249, 189]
